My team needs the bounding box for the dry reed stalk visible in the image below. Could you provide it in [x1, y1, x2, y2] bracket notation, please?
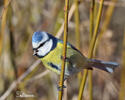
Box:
[74, 0, 82, 82]
[58, 0, 69, 100]
[75, 0, 80, 49]
[95, 0, 117, 51]
[88, 0, 95, 100]
[78, 0, 104, 99]
[0, 0, 9, 56]
[119, 29, 125, 100]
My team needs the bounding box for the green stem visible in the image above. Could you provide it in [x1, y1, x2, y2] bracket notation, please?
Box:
[0, 0, 9, 56]
[78, 0, 104, 99]
[75, 0, 80, 49]
[95, 0, 117, 52]
[74, 0, 81, 82]
[58, 0, 69, 100]
[119, 28, 125, 100]
[78, 69, 88, 100]
[90, 0, 95, 39]
[88, 0, 95, 100]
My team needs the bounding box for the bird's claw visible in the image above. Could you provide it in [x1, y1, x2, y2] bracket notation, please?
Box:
[57, 85, 66, 91]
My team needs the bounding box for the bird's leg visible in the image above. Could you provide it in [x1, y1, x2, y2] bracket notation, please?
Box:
[57, 56, 70, 91]
[57, 75, 69, 91]
[57, 79, 67, 91]
[57, 84, 66, 91]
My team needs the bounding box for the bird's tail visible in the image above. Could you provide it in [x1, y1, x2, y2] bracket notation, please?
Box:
[89, 59, 119, 73]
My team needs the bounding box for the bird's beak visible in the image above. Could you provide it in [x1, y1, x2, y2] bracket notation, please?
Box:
[33, 50, 36, 56]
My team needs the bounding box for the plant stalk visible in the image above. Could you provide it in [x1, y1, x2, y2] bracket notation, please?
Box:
[74, 0, 82, 82]
[119, 28, 125, 100]
[58, 0, 69, 100]
[0, 0, 9, 56]
[88, 0, 95, 100]
[78, 0, 104, 99]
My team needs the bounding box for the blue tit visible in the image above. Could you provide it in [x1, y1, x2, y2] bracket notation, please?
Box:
[32, 31, 119, 78]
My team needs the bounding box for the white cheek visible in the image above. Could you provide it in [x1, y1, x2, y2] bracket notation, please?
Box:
[37, 39, 53, 56]
[32, 32, 49, 48]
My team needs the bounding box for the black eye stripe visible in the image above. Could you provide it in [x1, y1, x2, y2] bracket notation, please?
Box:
[38, 42, 45, 48]
[33, 40, 47, 50]
[36, 42, 45, 49]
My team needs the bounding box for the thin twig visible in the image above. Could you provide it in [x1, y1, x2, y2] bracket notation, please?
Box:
[26, 70, 50, 83]
[86, 0, 125, 7]
[56, 3, 75, 38]
[0, 60, 41, 100]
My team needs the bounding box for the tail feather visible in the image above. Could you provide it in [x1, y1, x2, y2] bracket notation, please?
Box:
[89, 59, 119, 73]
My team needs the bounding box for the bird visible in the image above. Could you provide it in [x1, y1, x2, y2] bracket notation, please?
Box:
[32, 31, 119, 79]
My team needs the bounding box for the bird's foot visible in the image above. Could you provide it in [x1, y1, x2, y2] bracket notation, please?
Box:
[57, 85, 66, 91]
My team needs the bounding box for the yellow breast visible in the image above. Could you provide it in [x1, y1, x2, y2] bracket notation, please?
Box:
[41, 42, 88, 76]
[41, 42, 63, 74]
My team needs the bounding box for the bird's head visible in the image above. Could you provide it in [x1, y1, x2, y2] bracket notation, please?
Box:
[32, 31, 57, 58]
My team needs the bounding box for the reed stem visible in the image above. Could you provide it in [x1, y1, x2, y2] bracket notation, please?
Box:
[75, 0, 80, 49]
[78, 69, 88, 100]
[88, 0, 95, 100]
[0, 0, 9, 56]
[74, 0, 81, 82]
[90, 0, 95, 39]
[78, 0, 104, 99]
[58, 0, 69, 100]
[119, 28, 125, 100]
[95, 0, 117, 50]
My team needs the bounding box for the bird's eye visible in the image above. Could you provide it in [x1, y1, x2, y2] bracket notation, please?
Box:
[36, 49, 39, 52]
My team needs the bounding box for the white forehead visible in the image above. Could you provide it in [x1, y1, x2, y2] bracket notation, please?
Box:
[32, 32, 49, 48]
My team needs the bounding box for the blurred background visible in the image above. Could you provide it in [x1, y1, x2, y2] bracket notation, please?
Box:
[0, 0, 125, 100]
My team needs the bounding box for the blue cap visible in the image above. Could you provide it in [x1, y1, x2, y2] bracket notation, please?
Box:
[32, 31, 44, 43]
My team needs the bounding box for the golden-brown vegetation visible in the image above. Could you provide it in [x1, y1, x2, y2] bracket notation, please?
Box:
[0, 0, 125, 100]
